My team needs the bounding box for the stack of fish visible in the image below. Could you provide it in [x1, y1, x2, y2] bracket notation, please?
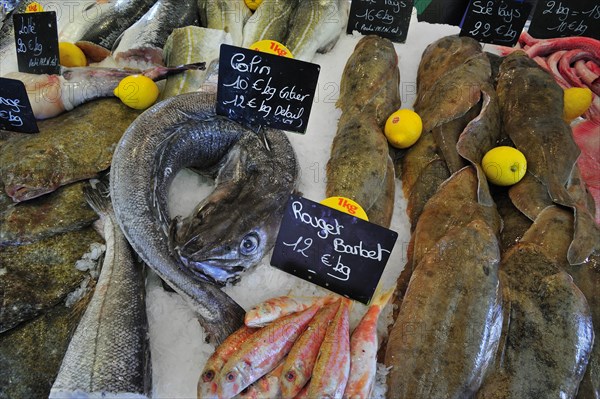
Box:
[326, 35, 401, 228]
[384, 34, 599, 398]
[198, 291, 392, 399]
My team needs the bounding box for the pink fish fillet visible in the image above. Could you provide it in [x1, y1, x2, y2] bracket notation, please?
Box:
[572, 119, 600, 225]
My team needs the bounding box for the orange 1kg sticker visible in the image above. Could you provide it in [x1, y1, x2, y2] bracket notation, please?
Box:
[250, 40, 293, 58]
[25, 2, 44, 12]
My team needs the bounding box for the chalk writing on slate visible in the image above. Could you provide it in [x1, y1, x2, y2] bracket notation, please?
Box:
[460, 0, 532, 46]
[347, 0, 415, 43]
[217, 45, 320, 134]
[13, 11, 59, 75]
[528, 1, 600, 40]
[0, 78, 39, 133]
[271, 195, 398, 304]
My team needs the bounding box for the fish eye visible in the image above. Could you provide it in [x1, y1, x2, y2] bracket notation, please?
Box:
[226, 372, 236, 382]
[201, 370, 215, 382]
[239, 233, 259, 256]
[285, 371, 296, 381]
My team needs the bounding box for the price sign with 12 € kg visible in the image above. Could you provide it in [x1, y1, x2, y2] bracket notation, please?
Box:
[271, 195, 398, 304]
[460, 0, 532, 46]
[217, 44, 320, 133]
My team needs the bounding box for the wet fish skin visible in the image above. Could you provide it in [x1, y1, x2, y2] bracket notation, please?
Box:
[217, 305, 320, 399]
[241, 0, 298, 48]
[343, 288, 394, 399]
[0, 226, 101, 333]
[285, 0, 348, 62]
[238, 361, 284, 399]
[0, 182, 97, 246]
[49, 179, 150, 398]
[113, 0, 200, 67]
[337, 35, 401, 128]
[386, 220, 503, 399]
[109, 92, 257, 343]
[406, 159, 449, 227]
[399, 131, 441, 199]
[366, 156, 396, 228]
[0, 99, 140, 202]
[153, 112, 298, 285]
[306, 299, 351, 398]
[198, 325, 257, 399]
[199, 0, 250, 47]
[280, 301, 340, 399]
[244, 295, 337, 328]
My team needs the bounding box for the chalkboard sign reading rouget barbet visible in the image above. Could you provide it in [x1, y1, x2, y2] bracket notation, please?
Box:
[271, 195, 398, 304]
[460, 0, 532, 46]
[217, 45, 320, 133]
[0, 78, 39, 133]
[347, 0, 415, 43]
[528, 1, 600, 40]
[13, 11, 59, 75]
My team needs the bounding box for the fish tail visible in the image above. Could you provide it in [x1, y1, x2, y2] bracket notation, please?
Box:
[83, 178, 112, 217]
[371, 285, 395, 309]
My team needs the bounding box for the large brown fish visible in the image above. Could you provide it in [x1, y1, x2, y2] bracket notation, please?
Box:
[0, 99, 140, 202]
[336, 35, 401, 128]
[385, 220, 503, 398]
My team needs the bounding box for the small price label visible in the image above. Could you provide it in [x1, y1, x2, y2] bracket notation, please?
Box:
[25, 2, 44, 12]
[528, 0, 600, 39]
[0, 78, 39, 133]
[250, 40, 293, 58]
[13, 11, 60, 74]
[460, 0, 532, 46]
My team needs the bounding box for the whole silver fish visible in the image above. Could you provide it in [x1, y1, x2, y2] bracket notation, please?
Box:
[285, 0, 348, 62]
[113, 0, 200, 67]
[49, 179, 150, 398]
[241, 0, 298, 48]
[110, 92, 298, 342]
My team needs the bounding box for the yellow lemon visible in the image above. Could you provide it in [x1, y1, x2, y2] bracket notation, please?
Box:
[384, 109, 423, 149]
[563, 87, 593, 121]
[58, 42, 87, 67]
[482, 146, 527, 186]
[244, 0, 262, 11]
[113, 75, 159, 110]
[320, 196, 369, 221]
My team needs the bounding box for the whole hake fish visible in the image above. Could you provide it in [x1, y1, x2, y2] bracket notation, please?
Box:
[285, 0, 348, 62]
[198, 0, 250, 47]
[241, 0, 298, 49]
[113, 0, 200, 66]
[110, 92, 297, 342]
[49, 180, 150, 398]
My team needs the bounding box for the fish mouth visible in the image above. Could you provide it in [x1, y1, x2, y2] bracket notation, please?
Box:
[177, 255, 248, 286]
[5, 185, 48, 202]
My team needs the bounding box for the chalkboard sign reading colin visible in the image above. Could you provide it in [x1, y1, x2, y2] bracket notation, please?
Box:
[460, 0, 532, 46]
[271, 195, 398, 304]
[528, 1, 600, 39]
[217, 45, 320, 133]
[0, 78, 39, 133]
[347, 0, 415, 43]
[13, 11, 59, 75]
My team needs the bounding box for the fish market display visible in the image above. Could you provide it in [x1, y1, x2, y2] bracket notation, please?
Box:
[217, 305, 320, 398]
[344, 288, 393, 399]
[110, 91, 298, 342]
[244, 294, 337, 327]
[0, 226, 102, 333]
[198, 0, 250, 47]
[159, 26, 231, 100]
[5, 63, 204, 120]
[198, 325, 257, 398]
[49, 180, 150, 398]
[0, 181, 97, 246]
[113, 0, 200, 67]
[280, 301, 340, 398]
[285, 0, 348, 62]
[327, 35, 400, 227]
[0, 99, 140, 202]
[0, 293, 92, 399]
[75, 0, 158, 62]
[241, 0, 298, 48]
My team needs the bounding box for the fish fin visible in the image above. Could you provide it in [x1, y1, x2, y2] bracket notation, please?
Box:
[84, 178, 112, 216]
[370, 286, 395, 308]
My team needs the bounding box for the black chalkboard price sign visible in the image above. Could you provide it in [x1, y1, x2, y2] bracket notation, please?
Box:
[13, 11, 60, 75]
[347, 0, 415, 43]
[271, 195, 398, 304]
[528, 1, 600, 40]
[0, 78, 39, 133]
[217, 44, 320, 134]
[460, 0, 532, 46]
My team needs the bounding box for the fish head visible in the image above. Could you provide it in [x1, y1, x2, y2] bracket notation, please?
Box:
[280, 361, 306, 398]
[170, 189, 283, 285]
[217, 362, 252, 399]
[197, 366, 219, 399]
